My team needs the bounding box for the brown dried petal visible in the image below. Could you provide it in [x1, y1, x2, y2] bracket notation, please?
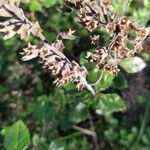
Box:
[59, 29, 76, 40]
[21, 43, 39, 61]
[0, 7, 12, 17]
[17, 23, 31, 39]
[30, 21, 42, 37]
[53, 40, 65, 52]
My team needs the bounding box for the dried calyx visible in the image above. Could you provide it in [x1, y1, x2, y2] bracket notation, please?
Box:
[64, 0, 150, 74]
[0, 0, 149, 95]
[0, 0, 95, 95]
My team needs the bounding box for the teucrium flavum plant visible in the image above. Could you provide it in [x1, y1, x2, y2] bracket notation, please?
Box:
[0, 0, 149, 95]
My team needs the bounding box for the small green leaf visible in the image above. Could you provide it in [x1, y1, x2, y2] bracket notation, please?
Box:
[30, 96, 55, 122]
[60, 102, 88, 130]
[0, 85, 8, 97]
[144, 0, 150, 9]
[113, 73, 128, 89]
[4, 120, 30, 150]
[29, 0, 42, 12]
[69, 102, 88, 124]
[93, 94, 126, 115]
[49, 141, 67, 150]
[120, 57, 146, 73]
[94, 71, 115, 91]
[87, 68, 100, 83]
[43, 0, 57, 8]
[32, 134, 40, 148]
[1, 127, 11, 136]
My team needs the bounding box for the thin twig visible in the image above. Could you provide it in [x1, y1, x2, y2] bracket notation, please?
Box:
[73, 125, 96, 137]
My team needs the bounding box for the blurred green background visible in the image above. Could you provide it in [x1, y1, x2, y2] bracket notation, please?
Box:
[0, 0, 150, 149]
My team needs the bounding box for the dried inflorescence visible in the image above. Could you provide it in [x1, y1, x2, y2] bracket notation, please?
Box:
[64, 0, 150, 74]
[0, 0, 43, 39]
[0, 0, 149, 95]
[20, 41, 89, 91]
[0, 19, 42, 40]
[0, 0, 95, 95]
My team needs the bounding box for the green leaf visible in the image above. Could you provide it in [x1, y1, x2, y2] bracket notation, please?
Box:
[119, 57, 146, 73]
[29, 0, 42, 12]
[43, 0, 57, 8]
[68, 102, 88, 124]
[30, 96, 55, 122]
[60, 102, 88, 130]
[87, 68, 100, 83]
[0, 85, 8, 97]
[49, 141, 67, 150]
[4, 120, 30, 150]
[94, 71, 115, 91]
[1, 127, 11, 136]
[68, 139, 90, 150]
[32, 134, 40, 148]
[92, 94, 126, 115]
[113, 73, 128, 89]
[144, 0, 150, 9]
[87, 68, 115, 91]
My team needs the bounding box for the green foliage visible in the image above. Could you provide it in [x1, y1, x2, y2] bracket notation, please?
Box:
[119, 57, 146, 73]
[49, 141, 67, 150]
[4, 121, 30, 150]
[95, 71, 115, 91]
[29, 0, 62, 11]
[43, 0, 60, 8]
[49, 139, 90, 150]
[92, 94, 126, 115]
[29, 96, 55, 122]
[0, 0, 149, 150]
[29, 1, 42, 11]
[112, 73, 128, 89]
[60, 102, 89, 130]
[0, 85, 8, 97]
[87, 68, 115, 91]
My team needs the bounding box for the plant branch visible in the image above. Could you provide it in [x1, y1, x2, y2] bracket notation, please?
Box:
[73, 125, 96, 137]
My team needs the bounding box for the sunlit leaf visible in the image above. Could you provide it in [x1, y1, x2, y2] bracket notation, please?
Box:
[60, 102, 88, 130]
[92, 94, 126, 115]
[4, 120, 30, 150]
[49, 141, 67, 150]
[43, 0, 57, 8]
[119, 57, 146, 73]
[94, 71, 115, 91]
[69, 102, 88, 123]
[29, 0, 42, 12]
